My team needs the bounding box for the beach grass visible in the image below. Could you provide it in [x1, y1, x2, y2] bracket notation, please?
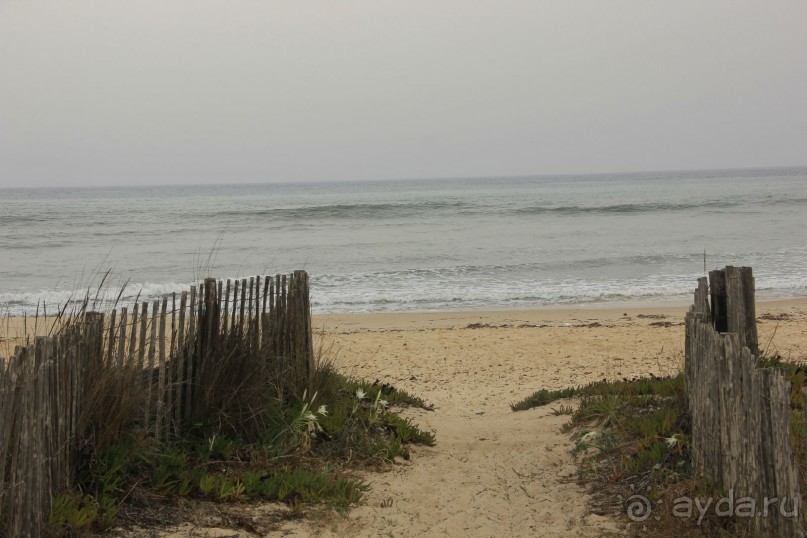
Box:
[510, 373, 681, 412]
[514, 359, 807, 537]
[48, 364, 433, 535]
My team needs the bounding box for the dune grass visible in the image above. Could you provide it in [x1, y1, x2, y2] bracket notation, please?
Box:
[510, 373, 681, 411]
[514, 361, 807, 537]
[49, 361, 434, 536]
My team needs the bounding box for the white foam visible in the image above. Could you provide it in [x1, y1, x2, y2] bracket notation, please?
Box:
[0, 281, 196, 317]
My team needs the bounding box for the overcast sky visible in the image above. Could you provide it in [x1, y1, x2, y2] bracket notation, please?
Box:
[1, 1, 805, 189]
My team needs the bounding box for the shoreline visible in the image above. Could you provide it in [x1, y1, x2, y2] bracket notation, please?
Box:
[312, 296, 807, 332]
[3, 295, 805, 336]
[3, 288, 805, 321]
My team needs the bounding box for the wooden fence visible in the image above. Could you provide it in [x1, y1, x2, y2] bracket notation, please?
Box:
[0, 270, 313, 536]
[685, 266, 803, 537]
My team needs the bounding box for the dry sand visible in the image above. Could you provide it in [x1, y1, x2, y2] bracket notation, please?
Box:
[289, 300, 805, 538]
[3, 299, 805, 536]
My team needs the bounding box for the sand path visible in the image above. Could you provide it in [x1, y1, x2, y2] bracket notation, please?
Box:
[291, 309, 687, 537]
[286, 302, 805, 537]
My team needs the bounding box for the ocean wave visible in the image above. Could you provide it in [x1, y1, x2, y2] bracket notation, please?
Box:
[309, 282, 697, 313]
[0, 214, 60, 225]
[760, 196, 807, 206]
[311, 255, 704, 283]
[208, 201, 474, 221]
[513, 196, 807, 216]
[514, 200, 742, 216]
[306, 266, 807, 313]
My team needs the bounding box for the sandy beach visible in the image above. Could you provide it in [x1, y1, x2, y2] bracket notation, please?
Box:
[3, 299, 806, 536]
[287, 299, 805, 537]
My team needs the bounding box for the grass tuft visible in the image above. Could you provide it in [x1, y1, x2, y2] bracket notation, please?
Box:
[511, 374, 681, 412]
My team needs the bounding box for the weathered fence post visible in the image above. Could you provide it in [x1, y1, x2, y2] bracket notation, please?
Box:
[0, 355, 17, 510]
[708, 269, 728, 332]
[686, 266, 801, 537]
[708, 266, 758, 352]
[725, 266, 758, 354]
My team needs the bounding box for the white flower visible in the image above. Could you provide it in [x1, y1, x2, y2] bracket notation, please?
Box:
[356, 388, 367, 400]
[303, 411, 322, 433]
[581, 430, 599, 443]
[664, 434, 685, 449]
[317, 404, 328, 416]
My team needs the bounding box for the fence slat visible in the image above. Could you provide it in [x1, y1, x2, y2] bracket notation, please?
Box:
[725, 266, 758, 353]
[223, 279, 231, 338]
[168, 293, 177, 436]
[185, 286, 196, 422]
[128, 304, 138, 369]
[138, 302, 148, 373]
[239, 278, 247, 339]
[230, 279, 239, 336]
[117, 307, 128, 368]
[9, 350, 30, 536]
[145, 300, 159, 429]
[253, 275, 260, 351]
[175, 291, 187, 433]
[709, 268, 728, 332]
[106, 309, 116, 367]
[0, 356, 19, 521]
[155, 297, 168, 439]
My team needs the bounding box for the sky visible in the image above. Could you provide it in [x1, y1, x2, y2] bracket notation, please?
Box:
[1, 1, 806, 189]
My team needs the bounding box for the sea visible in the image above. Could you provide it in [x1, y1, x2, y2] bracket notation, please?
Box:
[1, 167, 806, 316]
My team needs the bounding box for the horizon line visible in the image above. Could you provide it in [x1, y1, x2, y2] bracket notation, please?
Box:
[2, 163, 805, 191]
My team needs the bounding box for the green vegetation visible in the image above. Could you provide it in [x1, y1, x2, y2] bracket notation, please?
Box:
[513, 363, 807, 537]
[48, 360, 434, 536]
[511, 374, 682, 411]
